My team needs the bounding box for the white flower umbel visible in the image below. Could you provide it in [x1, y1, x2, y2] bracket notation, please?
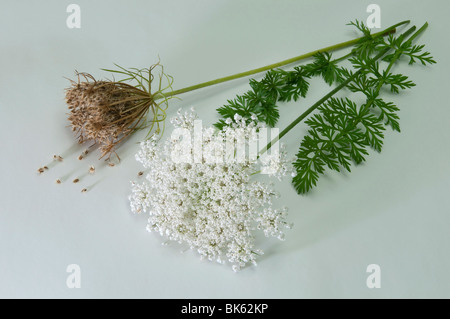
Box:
[129, 109, 292, 271]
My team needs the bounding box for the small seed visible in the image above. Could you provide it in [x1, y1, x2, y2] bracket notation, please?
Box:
[78, 155, 84, 161]
[81, 188, 87, 193]
[138, 171, 144, 177]
[56, 179, 62, 184]
[37, 168, 44, 174]
[43, 166, 48, 170]
[89, 165, 95, 174]
[53, 155, 63, 162]
[73, 178, 80, 183]
[108, 162, 115, 167]
[82, 149, 89, 155]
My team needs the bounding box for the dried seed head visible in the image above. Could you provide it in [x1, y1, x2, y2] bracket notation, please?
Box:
[89, 165, 95, 174]
[56, 179, 62, 184]
[66, 70, 164, 160]
[73, 178, 80, 183]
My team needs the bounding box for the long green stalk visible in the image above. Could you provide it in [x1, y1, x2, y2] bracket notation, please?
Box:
[153, 20, 409, 100]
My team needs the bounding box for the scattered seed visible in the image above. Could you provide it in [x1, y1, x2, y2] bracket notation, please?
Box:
[78, 155, 84, 161]
[56, 179, 62, 184]
[37, 168, 45, 174]
[43, 166, 48, 170]
[89, 165, 95, 174]
[108, 162, 115, 167]
[82, 149, 89, 155]
[53, 155, 63, 162]
[81, 188, 87, 193]
[138, 171, 144, 177]
[73, 178, 80, 183]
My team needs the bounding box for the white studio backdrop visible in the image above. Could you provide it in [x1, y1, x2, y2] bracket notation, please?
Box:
[0, 0, 449, 298]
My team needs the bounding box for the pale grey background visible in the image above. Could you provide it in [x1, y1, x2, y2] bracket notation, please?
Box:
[0, 0, 449, 298]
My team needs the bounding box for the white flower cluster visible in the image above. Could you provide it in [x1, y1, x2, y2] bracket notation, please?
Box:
[130, 109, 292, 271]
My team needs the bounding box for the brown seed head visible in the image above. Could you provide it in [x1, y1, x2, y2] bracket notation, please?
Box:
[66, 71, 159, 160]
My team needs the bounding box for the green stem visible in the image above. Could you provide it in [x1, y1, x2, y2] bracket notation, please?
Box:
[153, 20, 409, 100]
[260, 24, 421, 155]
